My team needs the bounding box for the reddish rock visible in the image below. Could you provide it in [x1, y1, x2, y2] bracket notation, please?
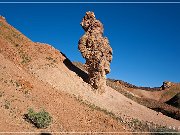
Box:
[78, 11, 112, 92]
[0, 16, 6, 20]
[162, 81, 173, 90]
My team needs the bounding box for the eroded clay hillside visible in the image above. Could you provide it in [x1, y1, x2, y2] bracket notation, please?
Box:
[73, 62, 180, 120]
[0, 16, 130, 133]
[0, 16, 179, 133]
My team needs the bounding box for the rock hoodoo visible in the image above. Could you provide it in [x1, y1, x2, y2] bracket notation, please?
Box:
[78, 11, 113, 92]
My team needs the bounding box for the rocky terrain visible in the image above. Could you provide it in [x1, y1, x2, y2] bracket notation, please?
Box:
[166, 93, 180, 109]
[73, 62, 180, 120]
[0, 15, 179, 134]
[78, 12, 112, 92]
[0, 16, 129, 133]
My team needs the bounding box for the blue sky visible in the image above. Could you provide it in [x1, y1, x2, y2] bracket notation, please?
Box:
[0, 1, 179, 87]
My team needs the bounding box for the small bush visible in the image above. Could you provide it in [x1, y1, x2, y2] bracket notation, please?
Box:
[4, 100, 10, 109]
[25, 108, 52, 128]
[0, 91, 4, 97]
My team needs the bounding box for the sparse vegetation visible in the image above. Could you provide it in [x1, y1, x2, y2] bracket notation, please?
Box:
[151, 126, 179, 135]
[24, 90, 29, 95]
[0, 22, 31, 64]
[74, 94, 179, 133]
[0, 17, 179, 133]
[0, 91, 4, 97]
[46, 56, 57, 63]
[45, 56, 58, 68]
[89, 102, 120, 121]
[21, 53, 31, 64]
[4, 80, 8, 83]
[107, 79, 180, 120]
[15, 81, 20, 87]
[10, 80, 21, 88]
[25, 108, 52, 128]
[4, 100, 10, 109]
[46, 56, 53, 61]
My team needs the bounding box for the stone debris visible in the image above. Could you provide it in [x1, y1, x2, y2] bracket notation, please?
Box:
[78, 11, 112, 92]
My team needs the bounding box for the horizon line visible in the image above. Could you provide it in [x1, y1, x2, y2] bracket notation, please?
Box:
[0, 1, 180, 4]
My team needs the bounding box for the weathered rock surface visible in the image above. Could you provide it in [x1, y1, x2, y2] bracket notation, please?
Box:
[78, 11, 112, 92]
[162, 81, 173, 90]
[0, 16, 6, 21]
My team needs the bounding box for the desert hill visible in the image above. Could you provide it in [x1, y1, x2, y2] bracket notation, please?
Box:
[0, 16, 129, 133]
[166, 93, 180, 109]
[0, 16, 179, 133]
[73, 62, 180, 120]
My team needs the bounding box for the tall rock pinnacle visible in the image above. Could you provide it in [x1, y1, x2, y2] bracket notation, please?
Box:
[78, 11, 113, 92]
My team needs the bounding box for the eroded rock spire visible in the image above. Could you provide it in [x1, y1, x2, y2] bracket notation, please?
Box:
[78, 11, 113, 92]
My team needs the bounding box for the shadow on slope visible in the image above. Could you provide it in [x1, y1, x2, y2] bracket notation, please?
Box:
[72, 62, 180, 120]
[40, 133, 52, 135]
[61, 52, 88, 82]
[160, 84, 180, 103]
[166, 93, 180, 109]
[107, 80, 180, 120]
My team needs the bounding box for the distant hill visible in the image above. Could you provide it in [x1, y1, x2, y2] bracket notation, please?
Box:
[73, 62, 180, 120]
[73, 62, 161, 91]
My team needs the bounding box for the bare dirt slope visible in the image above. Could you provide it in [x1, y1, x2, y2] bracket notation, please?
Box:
[30, 56, 180, 130]
[73, 62, 179, 102]
[119, 84, 180, 103]
[0, 16, 179, 133]
[105, 76, 180, 103]
[74, 62, 180, 120]
[0, 54, 129, 133]
[122, 87, 164, 100]
[0, 17, 129, 133]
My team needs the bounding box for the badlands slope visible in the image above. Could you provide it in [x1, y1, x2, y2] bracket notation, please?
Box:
[0, 16, 179, 133]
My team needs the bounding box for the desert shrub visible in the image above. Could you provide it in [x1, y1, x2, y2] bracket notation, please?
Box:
[21, 54, 31, 64]
[0, 91, 4, 97]
[25, 108, 52, 128]
[4, 100, 10, 109]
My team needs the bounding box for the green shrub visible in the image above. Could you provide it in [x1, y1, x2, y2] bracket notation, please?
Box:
[26, 108, 52, 128]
